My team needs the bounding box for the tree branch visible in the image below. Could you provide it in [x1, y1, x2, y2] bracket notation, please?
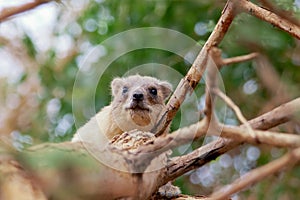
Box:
[208, 147, 300, 200]
[133, 98, 299, 180]
[95, 97, 299, 194]
[204, 49, 220, 123]
[153, 0, 237, 136]
[214, 88, 256, 138]
[258, 0, 300, 27]
[0, 0, 54, 22]
[236, 0, 300, 40]
[1, 0, 300, 198]
[166, 97, 300, 181]
[220, 125, 300, 148]
[210, 47, 259, 67]
[222, 52, 259, 66]
[155, 0, 300, 137]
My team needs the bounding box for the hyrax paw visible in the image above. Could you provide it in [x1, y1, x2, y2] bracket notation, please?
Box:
[157, 182, 181, 198]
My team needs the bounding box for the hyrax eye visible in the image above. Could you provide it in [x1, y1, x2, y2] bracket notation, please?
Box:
[122, 87, 128, 94]
[149, 88, 157, 96]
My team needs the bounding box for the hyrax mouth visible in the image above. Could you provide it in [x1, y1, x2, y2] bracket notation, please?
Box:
[126, 101, 150, 111]
[125, 100, 151, 126]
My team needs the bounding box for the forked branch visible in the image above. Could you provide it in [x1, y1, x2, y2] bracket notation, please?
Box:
[155, 0, 300, 136]
[153, 0, 237, 136]
[166, 98, 300, 182]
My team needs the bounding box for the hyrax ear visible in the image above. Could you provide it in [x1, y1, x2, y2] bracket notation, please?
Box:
[159, 81, 173, 100]
[111, 77, 124, 97]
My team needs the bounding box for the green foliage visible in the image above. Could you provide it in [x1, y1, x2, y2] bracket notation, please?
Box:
[22, 34, 37, 58]
[2, 0, 300, 198]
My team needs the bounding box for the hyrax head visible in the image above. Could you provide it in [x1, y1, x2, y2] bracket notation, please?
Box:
[111, 75, 172, 132]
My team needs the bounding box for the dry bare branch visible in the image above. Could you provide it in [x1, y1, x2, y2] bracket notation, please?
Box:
[208, 147, 300, 200]
[249, 97, 300, 130]
[220, 125, 300, 148]
[222, 52, 259, 66]
[135, 98, 299, 178]
[210, 47, 259, 67]
[0, 0, 54, 22]
[258, 0, 300, 27]
[17, 98, 298, 197]
[170, 195, 208, 200]
[254, 55, 291, 115]
[204, 61, 218, 123]
[236, 0, 300, 40]
[153, 0, 237, 136]
[155, 0, 300, 137]
[26, 134, 170, 200]
[166, 98, 300, 181]
[214, 88, 256, 138]
[2, 0, 300, 198]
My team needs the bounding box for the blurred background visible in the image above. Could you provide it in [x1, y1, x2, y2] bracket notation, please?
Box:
[0, 0, 300, 199]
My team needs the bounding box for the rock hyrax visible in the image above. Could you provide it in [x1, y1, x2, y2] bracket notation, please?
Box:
[72, 75, 172, 143]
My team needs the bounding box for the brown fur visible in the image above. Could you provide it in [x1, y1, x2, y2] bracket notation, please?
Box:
[72, 75, 172, 142]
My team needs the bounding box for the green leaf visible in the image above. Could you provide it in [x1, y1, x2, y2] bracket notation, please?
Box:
[22, 34, 37, 58]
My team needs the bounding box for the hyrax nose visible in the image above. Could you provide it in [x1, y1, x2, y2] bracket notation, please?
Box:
[132, 92, 144, 101]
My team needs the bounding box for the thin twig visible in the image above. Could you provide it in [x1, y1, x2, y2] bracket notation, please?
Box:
[153, 0, 237, 136]
[210, 47, 258, 67]
[135, 96, 298, 169]
[155, 0, 300, 136]
[204, 53, 219, 123]
[222, 52, 259, 65]
[254, 55, 292, 115]
[167, 97, 300, 181]
[0, 0, 54, 22]
[214, 88, 256, 138]
[208, 147, 300, 200]
[235, 0, 300, 40]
